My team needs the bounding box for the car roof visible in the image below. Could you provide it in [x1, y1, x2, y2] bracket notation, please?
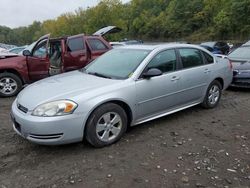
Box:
[118, 43, 207, 51]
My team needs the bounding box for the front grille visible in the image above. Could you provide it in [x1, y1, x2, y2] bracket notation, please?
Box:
[234, 78, 250, 84]
[17, 103, 28, 113]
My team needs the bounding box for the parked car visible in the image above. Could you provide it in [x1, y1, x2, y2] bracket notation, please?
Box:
[200, 45, 222, 54]
[228, 42, 244, 53]
[243, 40, 250, 46]
[0, 51, 20, 59]
[109, 42, 126, 48]
[0, 43, 16, 50]
[200, 41, 230, 55]
[110, 39, 143, 48]
[0, 26, 120, 97]
[11, 44, 233, 147]
[227, 45, 250, 88]
[0, 47, 6, 52]
[8, 46, 28, 54]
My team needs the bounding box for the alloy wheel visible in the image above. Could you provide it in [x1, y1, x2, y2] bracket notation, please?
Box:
[96, 112, 122, 142]
[0, 77, 18, 95]
[208, 85, 220, 105]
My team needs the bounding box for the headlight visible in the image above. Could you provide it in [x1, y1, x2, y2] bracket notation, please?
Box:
[32, 100, 78, 117]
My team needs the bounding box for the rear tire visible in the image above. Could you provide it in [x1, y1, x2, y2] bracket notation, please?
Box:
[0, 72, 22, 97]
[85, 103, 127, 148]
[202, 80, 222, 109]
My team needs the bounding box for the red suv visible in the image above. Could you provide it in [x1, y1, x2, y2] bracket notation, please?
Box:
[0, 26, 121, 97]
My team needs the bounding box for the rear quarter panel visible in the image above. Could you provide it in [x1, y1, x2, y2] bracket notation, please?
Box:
[211, 57, 233, 89]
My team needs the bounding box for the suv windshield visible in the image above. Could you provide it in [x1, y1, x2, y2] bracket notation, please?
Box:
[19, 41, 36, 55]
[229, 46, 250, 59]
[85, 48, 150, 79]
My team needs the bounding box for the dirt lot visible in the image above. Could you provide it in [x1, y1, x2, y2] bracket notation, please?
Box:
[0, 89, 249, 188]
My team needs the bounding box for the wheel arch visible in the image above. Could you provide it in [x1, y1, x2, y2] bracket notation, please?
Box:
[0, 69, 25, 84]
[214, 77, 224, 89]
[84, 99, 133, 135]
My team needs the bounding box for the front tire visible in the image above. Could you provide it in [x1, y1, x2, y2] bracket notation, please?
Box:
[0, 72, 22, 97]
[202, 80, 222, 109]
[85, 103, 127, 148]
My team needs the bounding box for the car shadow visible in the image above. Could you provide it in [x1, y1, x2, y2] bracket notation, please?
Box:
[227, 86, 250, 92]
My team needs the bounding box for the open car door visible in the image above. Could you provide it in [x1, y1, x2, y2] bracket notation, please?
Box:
[26, 34, 51, 81]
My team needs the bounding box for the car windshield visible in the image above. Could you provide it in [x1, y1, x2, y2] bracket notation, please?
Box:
[84, 48, 150, 79]
[229, 46, 250, 59]
[19, 41, 36, 54]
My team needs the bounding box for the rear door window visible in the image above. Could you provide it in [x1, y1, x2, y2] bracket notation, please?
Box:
[178, 48, 204, 68]
[216, 42, 226, 48]
[67, 37, 85, 52]
[87, 38, 108, 51]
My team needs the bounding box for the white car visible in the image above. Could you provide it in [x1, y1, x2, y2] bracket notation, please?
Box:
[0, 47, 7, 52]
[0, 51, 19, 59]
[11, 44, 233, 147]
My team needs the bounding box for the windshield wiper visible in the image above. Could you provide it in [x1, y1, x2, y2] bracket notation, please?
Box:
[87, 71, 112, 79]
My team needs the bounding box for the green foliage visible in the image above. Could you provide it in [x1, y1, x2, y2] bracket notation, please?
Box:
[0, 0, 250, 45]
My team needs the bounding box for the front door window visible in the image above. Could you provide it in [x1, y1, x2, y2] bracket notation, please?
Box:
[32, 39, 47, 58]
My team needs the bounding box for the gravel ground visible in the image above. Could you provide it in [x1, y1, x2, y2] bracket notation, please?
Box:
[0, 88, 249, 188]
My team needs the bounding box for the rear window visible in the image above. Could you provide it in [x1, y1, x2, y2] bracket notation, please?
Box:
[67, 37, 84, 52]
[228, 46, 250, 59]
[87, 39, 108, 50]
[216, 42, 227, 47]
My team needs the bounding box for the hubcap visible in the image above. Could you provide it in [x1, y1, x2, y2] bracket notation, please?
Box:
[208, 85, 220, 105]
[0, 77, 18, 95]
[96, 112, 122, 142]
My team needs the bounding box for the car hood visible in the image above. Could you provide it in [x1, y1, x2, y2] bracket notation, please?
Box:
[0, 52, 20, 59]
[17, 71, 122, 110]
[0, 56, 26, 67]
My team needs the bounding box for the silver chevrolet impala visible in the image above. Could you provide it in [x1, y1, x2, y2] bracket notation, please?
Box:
[11, 44, 233, 147]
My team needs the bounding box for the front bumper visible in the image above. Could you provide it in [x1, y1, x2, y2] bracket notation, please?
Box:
[11, 100, 87, 145]
[231, 72, 250, 88]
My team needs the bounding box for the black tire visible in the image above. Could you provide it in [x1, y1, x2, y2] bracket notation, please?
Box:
[85, 103, 127, 148]
[201, 80, 222, 109]
[0, 72, 22, 97]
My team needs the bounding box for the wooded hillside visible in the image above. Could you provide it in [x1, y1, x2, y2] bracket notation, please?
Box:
[1, 0, 249, 45]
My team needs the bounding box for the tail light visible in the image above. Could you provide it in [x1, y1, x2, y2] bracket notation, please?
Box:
[228, 58, 233, 70]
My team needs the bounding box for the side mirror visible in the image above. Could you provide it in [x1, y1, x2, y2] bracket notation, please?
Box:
[23, 50, 31, 56]
[142, 68, 162, 79]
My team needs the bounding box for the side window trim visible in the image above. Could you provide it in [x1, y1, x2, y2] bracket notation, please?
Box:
[31, 39, 48, 58]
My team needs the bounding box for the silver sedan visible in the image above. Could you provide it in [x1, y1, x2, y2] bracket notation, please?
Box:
[11, 44, 233, 147]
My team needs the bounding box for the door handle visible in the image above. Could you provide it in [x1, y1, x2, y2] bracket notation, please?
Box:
[204, 69, 211, 73]
[171, 76, 180, 81]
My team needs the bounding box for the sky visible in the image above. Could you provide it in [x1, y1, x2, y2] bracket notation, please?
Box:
[0, 0, 130, 28]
